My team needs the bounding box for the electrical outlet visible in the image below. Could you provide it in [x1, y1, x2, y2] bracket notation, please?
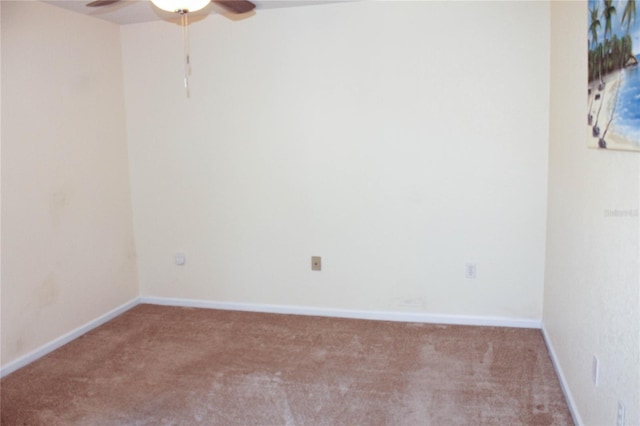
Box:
[617, 401, 625, 426]
[465, 263, 477, 279]
[592, 355, 599, 386]
[311, 256, 321, 271]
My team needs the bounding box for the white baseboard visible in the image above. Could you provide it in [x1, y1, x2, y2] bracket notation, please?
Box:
[0, 298, 139, 378]
[139, 296, 542, 329]
[0, 296, 541, 378]
[541, 323, 583, 426]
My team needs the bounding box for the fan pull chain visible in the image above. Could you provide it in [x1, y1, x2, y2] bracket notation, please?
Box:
[181, 11, 191, 98]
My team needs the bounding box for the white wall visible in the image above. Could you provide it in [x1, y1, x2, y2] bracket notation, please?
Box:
[1, 1, 139, 367]
[544, 2, 640, 425]
[121, 1, 550, 320]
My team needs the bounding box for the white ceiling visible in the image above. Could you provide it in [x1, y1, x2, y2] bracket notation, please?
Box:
[44, 0, 351, 25]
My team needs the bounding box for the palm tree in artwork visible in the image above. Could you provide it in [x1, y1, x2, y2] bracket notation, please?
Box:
[602, 0, 616, 81]
[589, 4, 601, 126]
[589, 4, 601, 82]
[622, 0, 636, 34]
[593, 0, 616, 135]
[622, 0, 636, 64]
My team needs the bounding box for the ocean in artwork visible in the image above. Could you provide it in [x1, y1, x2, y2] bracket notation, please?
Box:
[613, 55, 640, 143]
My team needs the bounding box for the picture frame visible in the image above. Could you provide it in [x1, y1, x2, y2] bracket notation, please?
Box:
[587, 0, 640, 151]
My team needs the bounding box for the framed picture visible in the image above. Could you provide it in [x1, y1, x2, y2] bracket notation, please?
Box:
[587, 0, 640, 151]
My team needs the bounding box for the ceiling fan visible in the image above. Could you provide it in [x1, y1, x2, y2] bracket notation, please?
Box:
[86, 0, 256, 15]
[86, 0, 256, 96]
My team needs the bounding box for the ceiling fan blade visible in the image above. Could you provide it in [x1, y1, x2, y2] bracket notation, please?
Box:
[213, 0, 255, 14]
[86, 0, 121, 7]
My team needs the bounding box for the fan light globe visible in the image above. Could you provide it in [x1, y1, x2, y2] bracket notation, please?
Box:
[150, 0, 210, 13]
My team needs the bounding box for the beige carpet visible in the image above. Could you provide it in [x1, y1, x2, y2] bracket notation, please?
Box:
[1, 304, 573, 425]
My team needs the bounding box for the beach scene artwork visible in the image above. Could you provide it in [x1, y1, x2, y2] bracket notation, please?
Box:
[588, 0, 640, 151]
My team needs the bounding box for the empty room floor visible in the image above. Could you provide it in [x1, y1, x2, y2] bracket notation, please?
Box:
[1, 304, 573, 425]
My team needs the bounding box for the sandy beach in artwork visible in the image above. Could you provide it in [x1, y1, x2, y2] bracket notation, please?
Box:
[587, 69, 638, 151]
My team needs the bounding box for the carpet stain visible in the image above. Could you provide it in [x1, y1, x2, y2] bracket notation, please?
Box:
[1, 305, 574, 425]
